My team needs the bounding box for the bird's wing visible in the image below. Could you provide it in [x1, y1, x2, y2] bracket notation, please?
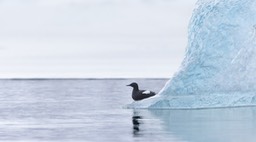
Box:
[142, 90, 151, 95]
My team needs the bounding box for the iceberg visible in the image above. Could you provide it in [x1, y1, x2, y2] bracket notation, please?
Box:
[127, 0, 256, 109]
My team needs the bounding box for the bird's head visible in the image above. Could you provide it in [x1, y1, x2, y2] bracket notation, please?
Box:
[127, 82, 139, 90]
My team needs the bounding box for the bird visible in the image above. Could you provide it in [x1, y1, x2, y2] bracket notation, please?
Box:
[127, 82, 156, 101]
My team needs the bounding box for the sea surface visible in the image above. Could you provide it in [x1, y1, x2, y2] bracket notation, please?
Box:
[0, 79, 256, 142]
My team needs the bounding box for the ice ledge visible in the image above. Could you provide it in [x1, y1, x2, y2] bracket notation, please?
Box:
[124, 93, 256, 109]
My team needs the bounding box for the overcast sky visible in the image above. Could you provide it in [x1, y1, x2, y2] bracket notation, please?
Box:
[0, 0, 197, 78]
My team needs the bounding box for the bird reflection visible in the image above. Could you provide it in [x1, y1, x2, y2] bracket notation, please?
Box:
[132, 111, 142, 136]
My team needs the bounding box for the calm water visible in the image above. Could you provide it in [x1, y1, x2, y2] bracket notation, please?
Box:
[0, 79, 256, 142]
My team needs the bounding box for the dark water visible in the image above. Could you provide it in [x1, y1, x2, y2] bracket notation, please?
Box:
[0, 79, 256, 142]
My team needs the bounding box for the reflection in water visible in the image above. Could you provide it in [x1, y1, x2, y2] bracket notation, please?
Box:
[130, 107, 256, 142]
[131, 110, 184, 142]
[132, 111, 142, 136]
[131, 110, 183, 142]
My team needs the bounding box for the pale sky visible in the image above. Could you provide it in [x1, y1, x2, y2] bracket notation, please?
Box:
[0, 0, 197, 78]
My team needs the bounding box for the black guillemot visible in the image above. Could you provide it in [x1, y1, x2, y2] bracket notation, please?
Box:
[127, 82, 156, 101]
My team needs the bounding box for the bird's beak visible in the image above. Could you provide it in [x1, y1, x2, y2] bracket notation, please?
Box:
[126, 84, 131, 86]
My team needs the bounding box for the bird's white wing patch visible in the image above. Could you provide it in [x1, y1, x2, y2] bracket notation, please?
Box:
[142, 90, 150, 95]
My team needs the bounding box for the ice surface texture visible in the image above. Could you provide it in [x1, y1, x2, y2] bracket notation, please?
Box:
[127, 0, 256, 109]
